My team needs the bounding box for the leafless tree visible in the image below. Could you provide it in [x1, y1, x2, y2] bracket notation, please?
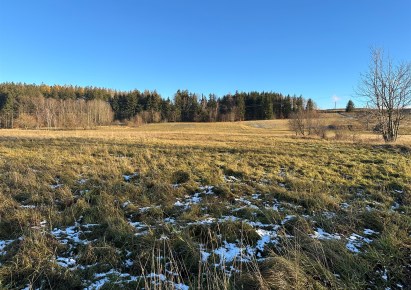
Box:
[289, 110, 306, 136]
[358, 48, 411, 142]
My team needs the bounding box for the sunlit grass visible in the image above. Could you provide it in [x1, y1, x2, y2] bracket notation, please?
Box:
[0, 120, 410, 289]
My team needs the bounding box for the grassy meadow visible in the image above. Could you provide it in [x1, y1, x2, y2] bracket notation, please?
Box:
[0, 118, 410, 289]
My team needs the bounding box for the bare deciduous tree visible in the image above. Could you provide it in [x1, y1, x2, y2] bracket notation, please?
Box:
[358, 49, 411, 142]
[289, 108, 323, 137]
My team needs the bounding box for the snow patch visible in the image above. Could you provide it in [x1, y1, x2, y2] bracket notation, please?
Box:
[224, 175, 240, 183]
[0, 239, 14, 255]
[346, 233, 373, 253]
[123, 173, 138, 182]
[310, 228, 341, 240]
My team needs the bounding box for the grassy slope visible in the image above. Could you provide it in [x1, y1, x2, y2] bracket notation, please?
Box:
[0, 119, 410, 289]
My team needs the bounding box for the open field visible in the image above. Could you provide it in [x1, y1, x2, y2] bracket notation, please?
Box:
[0, 120, 410, 289]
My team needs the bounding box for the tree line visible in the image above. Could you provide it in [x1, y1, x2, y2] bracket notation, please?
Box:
[0, 83, 113, 129]
[0, 82, 310, 128]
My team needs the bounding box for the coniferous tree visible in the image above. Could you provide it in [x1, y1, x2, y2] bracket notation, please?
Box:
[345, 100, 355, 112]
[262, 94, 274, 119]
[306, 98, 315, 111]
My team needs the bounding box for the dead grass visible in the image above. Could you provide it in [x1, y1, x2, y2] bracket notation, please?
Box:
[0, 120, 410, 289]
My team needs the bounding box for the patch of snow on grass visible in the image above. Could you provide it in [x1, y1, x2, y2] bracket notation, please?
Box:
[224, 175, 240, 183]
[51, 225, 83, 245]
[199, 185, 214, 195]
[255, 228, 279, 254]
[281, 215, 295, 225]
[340, 202, 350, 209]
[0, 239, 14, 255]
[123, 173, 138, 182]
[174, 200, 185, 207]
[214, 241, 241, 263]
[322, 211, 336, 219]
[20, 204, 37, 209]
[391, 202, 400, 211]
[201, 250, 211, 262]
[128, 221, 148, 230]
[124, 259, 134, 267]
[363, 228, 379, 235]
[84, 269, 140, 290]
[164, 217, 176, 224]
[78, 178, 87, 185]
[310, 228, 341, 240]
[56, 256, 76, 268]
[346, 233, 373, 253]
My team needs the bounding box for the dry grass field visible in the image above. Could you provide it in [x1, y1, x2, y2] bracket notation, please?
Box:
[0, 118, 410, 289]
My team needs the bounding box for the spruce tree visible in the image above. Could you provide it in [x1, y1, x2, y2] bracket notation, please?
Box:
[345, 100, 355, 112]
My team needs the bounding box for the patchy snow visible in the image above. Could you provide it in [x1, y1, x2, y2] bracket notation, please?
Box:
[51, 222, 100, 248]
[0, 239, 14, 255]
[190, 193, 202, 204]
[50, 178, 63, 189]
[218, 215, 240, 223]
[56, 256, 76, 268]
[174, 283, 190, 290]
[21, 285, 40, 290]
[310, 228, 341, 240]
[128, 221, 148, 230]
[174, 192, 203, 209]
[235, 197, 259, 210]
[264, 199, 281, 211]
[322, 211, 336, 219]
[31, 220, 48, 230]
[214, 241, 241, 263]
[365, 205, 374, 212]
[381, 268, 388, 281]
[363, 228, 379, 235]
[199, 185, 214, 195]
[281, 215, 295, 225]
[51, 225, 83, 245]
[340, 202, 350, 209]
[258, 178, 271, 185]
[164, 217, 176, 224]
[224, 175, 240, 183]
[124, 259, 134, 267]
[84, 269, 140, 290]
[159, 234, 169, 240]
[139, 206, 155, 213]
[201, 250, 211, 262]
[20, 204, 37, 209]
[174, 200, 185, 207]
[78, 178, 88, 185]
[188, 217, 216, 225]
[391, 202, 400, 211]
[123, 173, 138, 182]
[255, 227, 279, 253]
[346, 233, 373, 253]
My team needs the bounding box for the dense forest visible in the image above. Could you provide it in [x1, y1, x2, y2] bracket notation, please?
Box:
[0, 83, 311, 128]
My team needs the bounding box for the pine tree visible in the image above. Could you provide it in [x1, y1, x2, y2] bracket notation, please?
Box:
[306, 98, 315, 111]
[262, 94, 274, 119]
[345, 100, 355, 112]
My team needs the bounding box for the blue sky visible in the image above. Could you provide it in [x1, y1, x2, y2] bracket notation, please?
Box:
[1, 0, 410, 109]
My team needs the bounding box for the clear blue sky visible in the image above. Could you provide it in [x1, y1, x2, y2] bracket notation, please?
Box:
[1, 0, 410, 109]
